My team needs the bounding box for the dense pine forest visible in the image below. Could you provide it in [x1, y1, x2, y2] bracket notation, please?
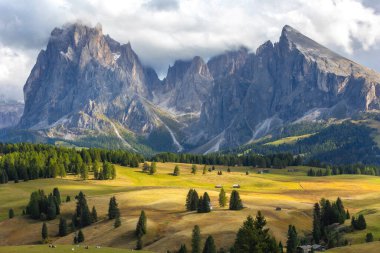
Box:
[0, 143, 143, 183]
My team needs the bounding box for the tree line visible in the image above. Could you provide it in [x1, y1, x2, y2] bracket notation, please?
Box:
[0, 143, 143, 184]
[307, 164, 380, 177]
[152, 152, 302, 169]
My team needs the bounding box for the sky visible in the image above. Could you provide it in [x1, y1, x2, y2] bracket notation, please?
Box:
[1, 0, 380, 101]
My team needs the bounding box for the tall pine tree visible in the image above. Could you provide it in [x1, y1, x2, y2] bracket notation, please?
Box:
[108, 196, 120, 219]
[202, 236, 216, 253]
[192, 225, 201, 253]
[229, 190, 243, 210]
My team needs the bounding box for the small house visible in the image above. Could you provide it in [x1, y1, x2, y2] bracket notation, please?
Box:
[232, 184, 240, 188]
[297, 244, 325, 253]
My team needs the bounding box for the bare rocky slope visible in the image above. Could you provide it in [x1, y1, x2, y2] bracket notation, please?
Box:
[8, 23, 380, 153]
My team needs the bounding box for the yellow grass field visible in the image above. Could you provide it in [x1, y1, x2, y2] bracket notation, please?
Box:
[1, 163, 380, 252]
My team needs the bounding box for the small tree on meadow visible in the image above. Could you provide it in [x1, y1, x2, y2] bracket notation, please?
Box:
[366, 232, 374, 242]
[58, 217, 68, 236]
[149, 162, 157, 175]
[178, 244, 187, 253]
[173, 165, 180, 176]
[108, 196, 120, 220]
[192, 225, 201, 253]
[42, 222, 48, 242]
[219, 188, 227, 207]
[91, 206, 98, 222]
[8, 208, 14, 219]
[191, 164, 197, 174]
[136, 210, 147, 237]
[77, 230, 85, 243]
[229, 190, 243, 210]
[202, 235, 216, 253]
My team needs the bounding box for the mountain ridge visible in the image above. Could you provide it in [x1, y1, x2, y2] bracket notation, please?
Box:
[4, 22, 380, 154]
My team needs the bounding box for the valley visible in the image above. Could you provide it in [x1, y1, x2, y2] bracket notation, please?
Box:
[1, 162, 380, 252]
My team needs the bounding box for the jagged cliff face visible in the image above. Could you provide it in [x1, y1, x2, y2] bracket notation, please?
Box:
[195, 25, 380, 152]
[16, 23, 380, 152]
[0, 98, 24, 129]
[19, 24, 163, 142]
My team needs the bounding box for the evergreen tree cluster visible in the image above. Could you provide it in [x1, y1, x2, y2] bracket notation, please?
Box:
[94, 162, 116, 180]
[232, 212, 279, 253]
[197, 192, 211, 213]
[26, 188, 61, 220]
[351, 214, 367, 230]
[72, 191, 93, 228]
[312, 197, 349, 243]
[0, 143, 143, 184]
[173, 165, 180, 176]
[186, 188, 242, 212]
[286, 225, 298, 253]
[186, 189, 200, 211]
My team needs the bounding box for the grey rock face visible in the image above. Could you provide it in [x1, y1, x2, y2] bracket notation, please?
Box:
[153, 56, 214, 114]
[19, 23, 161, 138]
[196, 25, 380, 152]
[0, 98, 24, 129]
[17, 23, 380, 152]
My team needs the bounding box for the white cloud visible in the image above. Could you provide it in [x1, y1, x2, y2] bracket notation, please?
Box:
[1, 0, 380, 100]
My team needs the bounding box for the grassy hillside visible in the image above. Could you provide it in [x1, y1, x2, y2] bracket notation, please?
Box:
[233, 120, 380, 165]
[326, 241, 380, 253]
[0, 245, 152, 253]
[1, 163, 380, 252]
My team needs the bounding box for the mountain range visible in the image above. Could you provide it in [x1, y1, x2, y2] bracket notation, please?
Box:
[2, 23, 380, 156]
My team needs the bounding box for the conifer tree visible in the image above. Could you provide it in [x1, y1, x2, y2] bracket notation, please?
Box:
[108, 196, 120, 219]
[136, 236, 143, 250]
[91, 206, 98, 222]
[202, 192, 211, 213]
[192, 225, 201, 253]
[312, 203, 321, 243]
[47, 194, 57, 220]
[75, 191, 92, 227]
[286, 225, 298, 253]
[77, 230, 85, 243]
[233, 213, 279, 253]
[53, 187, 61, 205]
[279, 242, 283, 253]
[58, 217, 68, 236]
[8, 208, 14, 219]
[203, 165, 207, 175]
[218, 188, 227, 207]
[149, 162, 157, 175]
[197, 196, 204, 213]
[357, 214, 367, 230]
[191, 164, 197, 174]
[178, 244, 188, 253]
[42, 222, 48, 241]
[66, 195, 71, 202]
[173, 165, 180, 176]
[366, 232, 374, 242]
[229, 190, 243, 210]
[202, 235, 216, 253]
[135, 210, 147, 237]
[191, 190, 199, 211]
[346, 209, 350, 219]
